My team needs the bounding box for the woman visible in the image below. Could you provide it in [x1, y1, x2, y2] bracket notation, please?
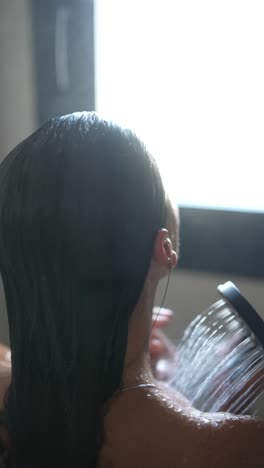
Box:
[0, 112, 263, 467]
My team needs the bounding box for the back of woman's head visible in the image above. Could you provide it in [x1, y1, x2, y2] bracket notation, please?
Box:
[0, 112, 167, 467]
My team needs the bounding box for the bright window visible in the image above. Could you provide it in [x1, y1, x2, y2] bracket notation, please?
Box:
[95, 0, 264, 213]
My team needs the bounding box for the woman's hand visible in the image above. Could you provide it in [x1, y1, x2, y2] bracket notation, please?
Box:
[149, 308, 193, 408]
[149, 307, 177, 381]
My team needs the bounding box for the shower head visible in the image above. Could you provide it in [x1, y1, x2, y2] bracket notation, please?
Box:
[169, 280, 264, 416]
[217, 281, 264, 348]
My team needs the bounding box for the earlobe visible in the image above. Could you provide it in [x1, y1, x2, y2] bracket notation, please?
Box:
[168, 250, 178, 270]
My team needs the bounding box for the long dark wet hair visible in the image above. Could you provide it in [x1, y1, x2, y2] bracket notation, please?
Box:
[0, 112, 167, 467]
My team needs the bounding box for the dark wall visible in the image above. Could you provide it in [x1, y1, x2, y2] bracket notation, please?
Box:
[32, 0, 94, 125]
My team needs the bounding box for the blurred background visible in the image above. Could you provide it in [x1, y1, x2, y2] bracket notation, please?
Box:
[0, 0, 263, 344]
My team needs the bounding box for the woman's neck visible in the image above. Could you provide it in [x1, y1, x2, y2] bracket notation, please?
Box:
[122, 352, 154, 390]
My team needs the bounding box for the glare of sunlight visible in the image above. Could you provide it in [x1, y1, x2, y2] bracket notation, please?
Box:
[95, 0, 264, 212]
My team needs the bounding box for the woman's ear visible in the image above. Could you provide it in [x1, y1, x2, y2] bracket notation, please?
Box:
[153, 229, 178, 271]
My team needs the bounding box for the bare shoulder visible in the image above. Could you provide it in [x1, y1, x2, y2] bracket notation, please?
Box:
[162, 384, 264, 468]
[145, 386, 264, 468]
[203, 412, 264, 468]
[103, 385, 264, 468]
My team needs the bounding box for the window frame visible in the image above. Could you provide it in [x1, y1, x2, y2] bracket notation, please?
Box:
[179, 207, 264, 278]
